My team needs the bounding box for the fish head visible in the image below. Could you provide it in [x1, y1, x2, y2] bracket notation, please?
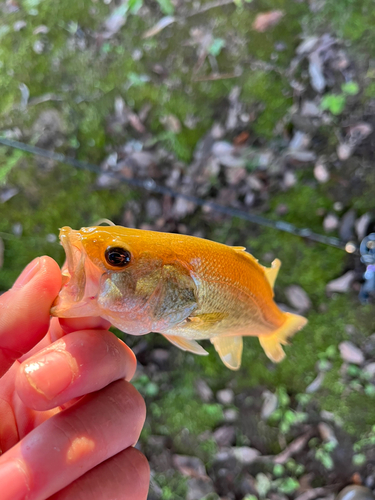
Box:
[51, 226, 165, 331]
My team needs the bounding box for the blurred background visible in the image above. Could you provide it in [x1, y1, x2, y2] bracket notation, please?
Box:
[1, 0, 375, 498]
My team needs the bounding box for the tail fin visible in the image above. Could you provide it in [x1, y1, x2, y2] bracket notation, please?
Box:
[259, 312, 307, 362]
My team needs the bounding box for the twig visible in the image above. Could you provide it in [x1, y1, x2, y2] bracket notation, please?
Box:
[192, 72, 239, 82]
[295, 487, 337, 500]
[142, 0, 235, 38]
[0, 137, 355, 253]
[186, 0, 235, 18]
[274, 429, 314, 464]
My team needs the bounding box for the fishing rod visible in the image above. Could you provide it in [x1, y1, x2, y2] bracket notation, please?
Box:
[4, 137, 375, 301]
[0, 137, 356, 252]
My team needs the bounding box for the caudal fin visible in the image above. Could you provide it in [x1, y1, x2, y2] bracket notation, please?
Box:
[259, 312, 307, 362]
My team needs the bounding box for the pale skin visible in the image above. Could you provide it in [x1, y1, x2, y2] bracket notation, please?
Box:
[0, 256, 150, 500]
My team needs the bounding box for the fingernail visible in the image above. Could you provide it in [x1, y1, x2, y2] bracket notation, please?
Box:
[23, 350, 76, 400]
[0, 459, 30, 500]
[13, 258, 41, 288]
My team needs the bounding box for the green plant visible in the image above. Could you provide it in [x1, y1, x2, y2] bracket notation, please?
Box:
[268, 387, 308, 434]
[353, 453, 366, 466]
[156, 0, 174, 15]
[341, 81, 360, 95]
[320, 81, 360, 115]
[129, 0, 143, 13]
[354, 425, 375, 452]
[365, 384, 375, 396]
[133, 374, 159, 397]
[315, 447, 334, 470]
[312, 439, 337, 470]
[276, 477, 300, 494]
[0, 150, 24, 185]
[320, 94, 346, 115]
[208, 38, 226, 57]
[255, 473, 272, 498]
[342, 362, 375, 397]
[234, 0, 253, 6]
[273, 464, 285, 477]
[152, 472, 187, 500]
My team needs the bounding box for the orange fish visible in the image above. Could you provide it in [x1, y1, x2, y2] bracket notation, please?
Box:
[51, 224, 307, 370]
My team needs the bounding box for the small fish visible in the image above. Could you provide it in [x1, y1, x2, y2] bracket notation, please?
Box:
[51, 225, 307, 370]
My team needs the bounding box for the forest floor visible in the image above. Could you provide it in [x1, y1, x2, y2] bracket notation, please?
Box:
[2, 0, 375, 499]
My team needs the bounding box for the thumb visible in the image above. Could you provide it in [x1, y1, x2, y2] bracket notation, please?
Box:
[0, 256, 62, 376]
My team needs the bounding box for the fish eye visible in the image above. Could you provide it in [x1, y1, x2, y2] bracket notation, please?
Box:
[105, 247, 131, 268]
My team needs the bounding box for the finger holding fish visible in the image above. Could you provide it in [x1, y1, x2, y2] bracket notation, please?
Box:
[0, 380, 146, 500]
[0, 256, 62, 376]
[16, 328, 136, 411]
[49, 447, 150, 500]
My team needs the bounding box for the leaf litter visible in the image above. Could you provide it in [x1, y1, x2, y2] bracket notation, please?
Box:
[3, 0, 375, 497]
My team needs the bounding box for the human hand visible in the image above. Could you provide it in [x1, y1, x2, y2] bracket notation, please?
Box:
[0, 256, 149, 500]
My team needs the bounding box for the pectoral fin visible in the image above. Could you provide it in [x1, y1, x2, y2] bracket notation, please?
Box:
[188, 312, 227, 324]
[211, 336, 243, 370]
[149, 264, 198, 331]
[162, 334, 208, 356]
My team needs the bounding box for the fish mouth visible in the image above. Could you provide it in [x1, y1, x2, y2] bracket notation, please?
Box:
[60, 227, 84, 281]
[51, 227, 99, 318]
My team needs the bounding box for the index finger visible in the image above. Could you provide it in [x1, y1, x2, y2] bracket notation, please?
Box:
[0, 257, 62, 376]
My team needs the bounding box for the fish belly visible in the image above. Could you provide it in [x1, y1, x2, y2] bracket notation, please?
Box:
[161, 280, 280, 341]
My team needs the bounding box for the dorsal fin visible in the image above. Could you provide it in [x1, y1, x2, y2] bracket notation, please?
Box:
[232, 247, 280, 291]
[232, 246, 259, 265]
[264, 258, 281, 290]
[94, 218, 115, 226]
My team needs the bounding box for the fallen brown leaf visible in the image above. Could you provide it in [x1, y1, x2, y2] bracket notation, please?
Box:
[233, 131, 250, 146]
[274, 430, 314, 464]
[142, 16, 176, 39]
[252, 10, 284, 32]
[172, 455, 207, 479]
[295, 487, 331, 500]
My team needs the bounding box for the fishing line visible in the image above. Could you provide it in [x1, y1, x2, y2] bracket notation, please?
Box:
[0, 137, 357, 253]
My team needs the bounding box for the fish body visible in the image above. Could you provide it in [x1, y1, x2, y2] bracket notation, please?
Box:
[51, 225, 307, 369]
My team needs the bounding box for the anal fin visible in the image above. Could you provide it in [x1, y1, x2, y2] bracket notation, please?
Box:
[211, 336, 243, 370]
[162, 334, 208, 356]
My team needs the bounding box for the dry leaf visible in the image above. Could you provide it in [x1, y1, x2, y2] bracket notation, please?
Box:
[252, 10, 284, 32]
[142, 16, 176, 39]
[172, 455, 207, 479]
[274, 430, 313, 464]
[295, 487, 330, 500]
